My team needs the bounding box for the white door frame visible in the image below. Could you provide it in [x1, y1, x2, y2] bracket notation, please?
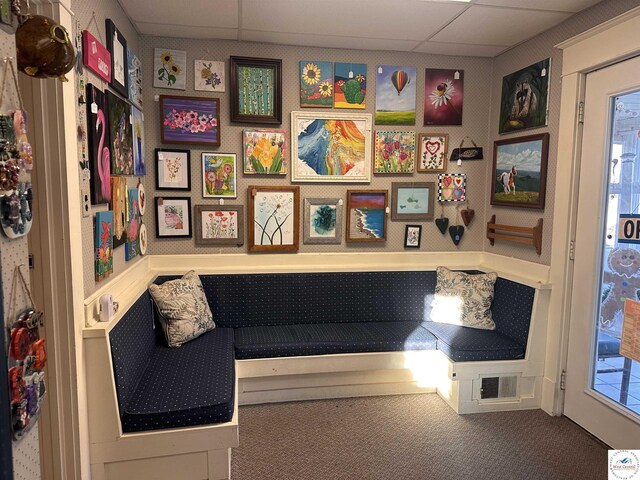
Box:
[546, 6, 640, 416]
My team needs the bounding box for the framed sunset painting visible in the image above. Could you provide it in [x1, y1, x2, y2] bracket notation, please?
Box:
[159, 95, 220, 146]
[346, 190, 388, 242]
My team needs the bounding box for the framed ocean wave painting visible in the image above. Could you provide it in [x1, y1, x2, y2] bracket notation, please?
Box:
[346, 190, 388, 242]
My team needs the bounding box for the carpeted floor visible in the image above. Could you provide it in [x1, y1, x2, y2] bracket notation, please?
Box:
[231, 394, 607, 480]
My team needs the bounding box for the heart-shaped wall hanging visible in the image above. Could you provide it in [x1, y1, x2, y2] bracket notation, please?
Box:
[449, 225, 464, 245]
[436, 216, 449, 235]
[461, 208, 475, 227]
[425, 141, 440, 155]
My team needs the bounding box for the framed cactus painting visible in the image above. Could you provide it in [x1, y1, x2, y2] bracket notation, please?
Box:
[300, 61, 333, 107]
[242, 129, 287, 174]
[154, 48, 186, 90]
[334, 62, 366, 109]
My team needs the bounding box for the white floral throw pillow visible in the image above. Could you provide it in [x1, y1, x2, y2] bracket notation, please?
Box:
[148, 270, 215, 347]
[430, 267, 498, 330]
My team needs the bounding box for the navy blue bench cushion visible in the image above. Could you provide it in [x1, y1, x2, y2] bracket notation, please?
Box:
[155, 271, 438, 329]
[121, 327, 235, 433]
[234, 321, 437, 359]
[422, 322, 525, 361]
[491, 277, 535, 346]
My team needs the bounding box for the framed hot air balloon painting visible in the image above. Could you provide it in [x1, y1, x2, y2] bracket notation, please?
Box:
[86, 83, 111, 204]
[300, 61, 333, 108]
[375, 66, 416, 125]
[334, 62, 366, 109]
[424, 69, 464, 126]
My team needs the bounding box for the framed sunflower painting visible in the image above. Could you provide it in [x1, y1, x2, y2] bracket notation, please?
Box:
[300, 61, 333, 107]
[242, 129, 287, 175]
[154, 48, 186, 90]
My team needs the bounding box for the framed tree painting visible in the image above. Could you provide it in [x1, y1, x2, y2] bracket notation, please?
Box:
[248, 186, 299, 252]
[95, 210, 113, 281]
[155, 197, 192, 238]
[132, 106, 145, 175]
[499, 59, 550, 134]
[202, 153, 237, 198]
[242, 128, 287, 174]
[291, 110, 372, 183]
[334, 62, 366, 109]
[106, 91, 133, 175]
[159, 95, 220, 146]
[391, 182, 434, 221]
[424, 69, 464, 126]
[303, 197, 343, 245]
[230, 56, 282, 124]
[105, 19, 127, 98]
[155, 149, 190, 190]
[154, 48, 187, 90]
[375, 66, 416, 125]
[300, 61, 333, 108]
[374, 131, 415, 174]
[194, 205, 244, 246]
[346, 190, 388, 242]
[127, 47, 143, 109]
[417, 133, 448, 172]
[491, 133, 549, 209]
[86, 83, 111, 204]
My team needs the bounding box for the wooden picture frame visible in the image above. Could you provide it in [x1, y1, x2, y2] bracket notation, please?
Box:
[155, 149, 191, 191]
[201, 153, 237, 198]
[105, 19, 128, 98]
[291, 110, 373, 183]
[404, 225, 422, 248]
[230, 56, 282, 125]
[491, 133, 549, 209]
[194, 205, 244, 246]
[391, 182, 435, 221]
[154, 197, 192, 238]
[303, 198, 343, 245]
[346, 190, 388, 242]
[417, 133, 448, 172]
[159, 95, 220, 146]
[248, 186, 299, 252]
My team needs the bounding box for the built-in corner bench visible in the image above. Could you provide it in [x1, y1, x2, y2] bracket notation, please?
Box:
[83, 254, 550, 480]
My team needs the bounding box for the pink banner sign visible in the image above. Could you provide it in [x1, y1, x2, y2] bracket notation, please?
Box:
[83, 30, 111, 83]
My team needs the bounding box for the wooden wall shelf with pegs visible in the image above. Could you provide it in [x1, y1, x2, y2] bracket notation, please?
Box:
[486, 215, 543, 255]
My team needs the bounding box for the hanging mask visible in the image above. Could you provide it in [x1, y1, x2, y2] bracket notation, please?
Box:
[1, 181, 33, 238]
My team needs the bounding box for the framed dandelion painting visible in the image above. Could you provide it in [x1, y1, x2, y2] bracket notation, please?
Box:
[424, 68, 464, 126]
[230, 56, 282, 124]
[154, 48, 186, 90]
[194, 205, 244, 246]
[242, 128, 287, 174]
[155, 149, 190, 190]
[248, 186, 299, 252]
[300, 61, 333, 107]
[334, 62, 366, 109]
[194, 60, 225, 92]
[159, 95, 220, 146]
[417, 133, 448, 172]
[155, 197, 192, 238]
[202, 153, 237, 198]
[374, 131, 415, 174]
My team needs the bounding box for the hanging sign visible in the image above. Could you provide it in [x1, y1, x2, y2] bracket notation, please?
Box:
[82, 30, 111, 83]
[617, 214, 640, 244]
[622, 299, 640, 362]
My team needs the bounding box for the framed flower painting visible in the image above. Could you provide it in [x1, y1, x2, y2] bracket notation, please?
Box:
[194, 205, 244, 246]
[424, 69, 464, 126]
[155, 149, 190, 190]
[300, 61, 333, 107]
[194, 60, 225, 92]
[159, 95, 220, 146]
[106, 91, 133, 175]
[155, 197, 192, 238]
[94, 210, 113, 282]
[201, 153, 237, 198]
[374, 131, 415, 174]
[248, 186, 299, 252]
[242, 128, 287, 174]
[154, 48, 186, 90]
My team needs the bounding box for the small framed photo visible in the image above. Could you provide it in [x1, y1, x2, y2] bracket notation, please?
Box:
[155, 197, 191, 238]
[159, 95, 220, 146]
[417, 133, 448, 172]
[242, 128, 287, 174]
[155, 149, 191, 190]
[404, 225, 422, 249]
[105, 19, 128, 98]
[391, 182, 435, 221]
[202, 153, 237, 198]
[303, 198, 343, 245]
[230, 56, 282, 124]
[346, 190, 388, 242]
[248, 186, 299, 252]
[194, 205, 244, 246]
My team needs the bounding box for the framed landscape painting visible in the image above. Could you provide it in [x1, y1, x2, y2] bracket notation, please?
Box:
[155, 197, 192, 238]
[230, 56, 282, 124]
[300, 61, 333, 107]
[334, 62, 366, 109]
[291, 111, 372, 183]
[248, 186, 299, 252]
[374, 131, 415, 174]
[194, 205, 244, 246]
[346, 190, 388, 242]
[160, 95, 220, 146]
[491, 133, 549, 209]
[303, 197, 343, 245]
[375, 66, 416, 125]
[424, 68, 464, 126]
[242, 128, 287, 174]
[417, 133, 448, 172]
[391, 182, 434, 221]
[201, 153, 237, 198]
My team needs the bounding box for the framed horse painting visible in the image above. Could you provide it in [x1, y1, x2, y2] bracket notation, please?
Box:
[491, 133, 549, 209]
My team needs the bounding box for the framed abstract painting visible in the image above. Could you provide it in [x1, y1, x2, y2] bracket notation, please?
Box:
[86, 83, 111, 204]
[346, 190, 388, 242]
[374, 131, 415, 174]
[155, 197, 192, 238]
[242, 128, 287, 174]
[230, 56, 282, 124]
[105, 19, 127, 98]
[375, 66, 416, 125]
[194, 205, 244, 246]
[106, 91, 133, 175]
[303, 197, 343, 245]
[155, 149, 190, 191]
[248, 186, 299, 252]
[424, 69, 464, 126]
[300, 61, 333, 108]
[201, 153, 237, 198]
[159, 95, 220, 146]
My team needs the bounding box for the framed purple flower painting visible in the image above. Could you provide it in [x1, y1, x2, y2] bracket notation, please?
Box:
[424, 69, 464, 126]
[160, 95, 220, 146]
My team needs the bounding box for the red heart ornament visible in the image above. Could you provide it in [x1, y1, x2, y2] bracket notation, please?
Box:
[425, 141, 440, 155]
[461, 209, 475, 226]
[442, 175, 452, 187]
[453, 176, 464, 187]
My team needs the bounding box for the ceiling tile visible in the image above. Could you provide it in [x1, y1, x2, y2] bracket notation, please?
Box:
[430, 5, 571, 46]
[241, 0, 467, 41]
[413, 41, 507, 57]
[475, 0, 602, 13]
[136, 23, 238, 40]
[241, 30, 421, 52]
[120, 0, 238, 28]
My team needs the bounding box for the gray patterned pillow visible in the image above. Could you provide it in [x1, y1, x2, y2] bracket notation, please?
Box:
[430, 267, 498, 330]
[148, 271, 215, 347]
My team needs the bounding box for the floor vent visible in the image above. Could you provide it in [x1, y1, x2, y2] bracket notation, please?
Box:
[479, 375, 519, 401]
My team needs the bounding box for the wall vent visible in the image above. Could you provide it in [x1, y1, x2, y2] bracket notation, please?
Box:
[477, 374, 520, 402]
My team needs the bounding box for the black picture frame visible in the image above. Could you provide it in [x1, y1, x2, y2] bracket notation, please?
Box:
[154, 197, 192, 238]
[404, 225, 422, 248]
[0, 268, 13, 480]
[230, 56, 282, 125]
[155, 149, 191, 191]
[105, 19, 128, 98]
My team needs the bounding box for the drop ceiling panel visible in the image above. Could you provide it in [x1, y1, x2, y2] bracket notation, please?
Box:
[241, 0, 467, 41]
[119, 0, 238, 28]
[413, 41, 507, 57]
[241, 30, 420, 52]
[475, 0, 602, 13]
[431, 5, 572, 46]
[136, 23, 238, 40]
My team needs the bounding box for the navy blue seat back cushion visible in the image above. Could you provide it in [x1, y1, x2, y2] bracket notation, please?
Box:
[155, 271, 438, 328]
[109, 291, 156, 415]
[491, 277, 535, 346]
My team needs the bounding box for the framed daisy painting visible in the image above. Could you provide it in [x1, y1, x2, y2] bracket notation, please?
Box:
[424, 68, 464, 126]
